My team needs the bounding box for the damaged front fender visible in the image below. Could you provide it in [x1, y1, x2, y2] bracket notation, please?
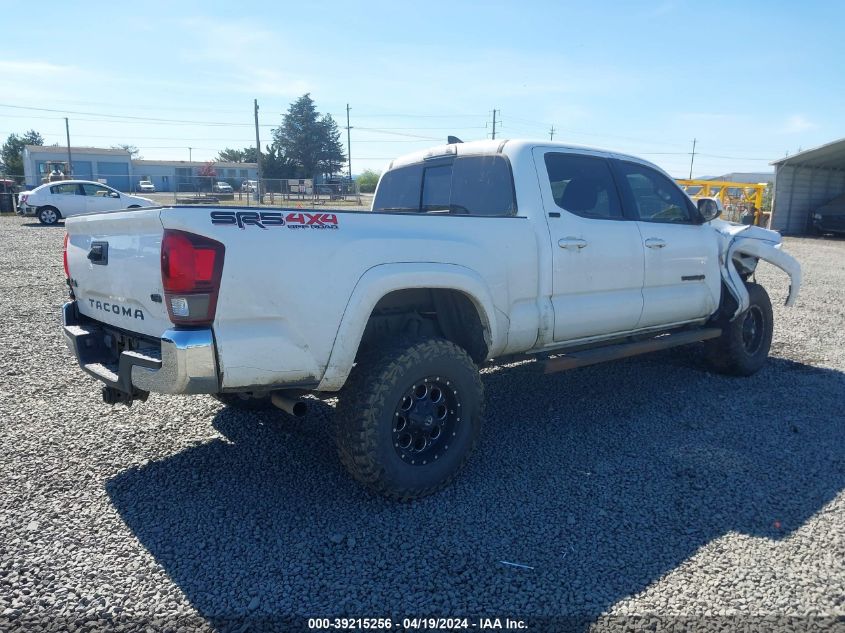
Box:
[715, 222, 802, 319]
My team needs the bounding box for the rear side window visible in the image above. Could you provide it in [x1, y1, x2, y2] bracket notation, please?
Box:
[373, 156, 516, 216]
[544, 153, 622, 219]
[372, 164, 423, 212]
[51, 184, 81, 195]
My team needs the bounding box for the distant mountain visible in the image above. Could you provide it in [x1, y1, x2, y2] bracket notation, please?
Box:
[708, 172, 774, 184]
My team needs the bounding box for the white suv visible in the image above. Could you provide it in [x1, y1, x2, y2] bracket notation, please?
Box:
[16, 180, 155, 225]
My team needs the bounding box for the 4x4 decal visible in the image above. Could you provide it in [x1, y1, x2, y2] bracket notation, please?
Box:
[210, 210, 339, 230]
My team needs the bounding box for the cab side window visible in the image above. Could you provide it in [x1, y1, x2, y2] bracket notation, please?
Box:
[618, 162, 696, 224]
[544, 153, 623, 219]
[81, 184, 114, 197]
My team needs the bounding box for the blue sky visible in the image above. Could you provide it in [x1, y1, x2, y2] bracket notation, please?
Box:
[1, 0, 842, 178]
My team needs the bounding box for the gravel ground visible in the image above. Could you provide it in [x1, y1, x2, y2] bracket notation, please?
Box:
[0, 213, 843, 632]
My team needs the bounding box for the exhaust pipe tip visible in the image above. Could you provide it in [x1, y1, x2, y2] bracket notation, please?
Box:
[271, 393, 308, 417]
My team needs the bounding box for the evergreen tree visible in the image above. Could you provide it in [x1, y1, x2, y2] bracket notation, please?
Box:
[317, 114, 346, 178]
[1, 130, 44, 179]
[271, 94, 346, 179]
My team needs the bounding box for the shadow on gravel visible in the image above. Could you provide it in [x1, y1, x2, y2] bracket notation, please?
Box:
[106, 352, 845, 631]
[20, 222, 64, 228]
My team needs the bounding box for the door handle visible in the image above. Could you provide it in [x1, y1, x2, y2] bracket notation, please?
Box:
[644, 238, 666, 249]
[558, 237, 588, 250]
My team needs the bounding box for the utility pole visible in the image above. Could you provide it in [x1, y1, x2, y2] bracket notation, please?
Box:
[491, 109, 498, 140]
[688, 138, 697, 179]
[188, 147, 192, 163]
[254, 98, 262, 205]
[346, 103, 353, 182]
[64, 118, 72, 176]
[549, 125, 555, 141]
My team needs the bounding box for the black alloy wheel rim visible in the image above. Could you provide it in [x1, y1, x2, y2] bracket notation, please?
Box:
[741, 306, 765, 354]
[392, 377, 461, 465]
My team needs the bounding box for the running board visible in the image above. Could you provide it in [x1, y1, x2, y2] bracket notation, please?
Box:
[543, 328, 722, 374]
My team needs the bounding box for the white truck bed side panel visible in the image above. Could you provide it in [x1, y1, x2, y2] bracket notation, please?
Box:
[159, 209, 538, 390]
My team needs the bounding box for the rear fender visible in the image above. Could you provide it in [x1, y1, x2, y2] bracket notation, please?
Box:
[317, 263, 503, 391]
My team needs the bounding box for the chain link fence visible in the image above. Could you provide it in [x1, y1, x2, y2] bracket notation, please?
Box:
[155, 176, 363, 209]
[0, 172, 368, 213]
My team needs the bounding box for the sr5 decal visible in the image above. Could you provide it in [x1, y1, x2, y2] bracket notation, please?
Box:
[211, 211, 338, 230]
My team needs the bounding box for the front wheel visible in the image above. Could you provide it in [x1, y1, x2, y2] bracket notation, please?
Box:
[335, 338, 484, 500]
[705, 282, 773, 376]
[37, 207, 60, 225]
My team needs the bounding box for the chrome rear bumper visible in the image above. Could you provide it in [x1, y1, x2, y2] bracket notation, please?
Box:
[62, 301, 219, 397]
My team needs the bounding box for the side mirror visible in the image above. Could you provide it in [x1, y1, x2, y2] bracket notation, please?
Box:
[698, 198, 721, 222]
[109, 191, 120, 198]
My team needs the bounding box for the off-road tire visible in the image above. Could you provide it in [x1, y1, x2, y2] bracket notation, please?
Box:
[335, 338, 484, 500]
[705, 282, 773, 376]
[213, 392, 275, 411]
[37, 206, 60, 225]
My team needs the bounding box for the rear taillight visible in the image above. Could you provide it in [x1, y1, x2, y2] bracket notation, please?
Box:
[161, 229, 225, 326]
[62, 233, 70, 278]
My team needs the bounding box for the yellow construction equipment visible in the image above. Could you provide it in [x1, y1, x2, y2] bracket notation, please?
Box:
[40, 161, 71, 184]
[676, 179, 769, 226]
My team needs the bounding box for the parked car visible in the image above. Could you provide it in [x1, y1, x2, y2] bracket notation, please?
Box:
[812, 193, 845, 235]
[240, 180, 258, 192]
[138, 180, 156, 193]
[61, 140, 801, 499]
[17, 180, 155, 225]
[212, 181, 233, 193]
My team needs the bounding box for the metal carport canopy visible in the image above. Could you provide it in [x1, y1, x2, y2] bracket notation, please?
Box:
[771, 137, 845, 234]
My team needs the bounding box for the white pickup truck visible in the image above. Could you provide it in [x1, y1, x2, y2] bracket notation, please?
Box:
[62, 140, 801, 499]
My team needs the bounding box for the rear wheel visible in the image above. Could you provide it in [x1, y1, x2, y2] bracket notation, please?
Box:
[37, 206, 60, 225]
[705, 282, 773, 376]
[335, 338, 484, 500]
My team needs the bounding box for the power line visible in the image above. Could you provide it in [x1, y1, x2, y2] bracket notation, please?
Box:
[0, 103, 253, 126]
[355, 127, 441, 140]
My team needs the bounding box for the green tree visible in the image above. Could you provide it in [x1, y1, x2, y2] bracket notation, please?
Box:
[111, 144, 141, 159]
[356, 168, 381, 193]
[261, 144, 297, 184]
[215, 147, 258, 163]
[317, 114, 346, 178]
[271, 94, 346, 179]
[1, 130, 44, 180]
[216, 148, 244, 162]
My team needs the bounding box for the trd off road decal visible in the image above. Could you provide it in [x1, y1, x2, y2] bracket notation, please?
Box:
[210, 210, 339, 230]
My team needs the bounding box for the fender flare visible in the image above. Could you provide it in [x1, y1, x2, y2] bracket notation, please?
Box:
[317, 263, 505, 391]
[721, 238, 802, 319]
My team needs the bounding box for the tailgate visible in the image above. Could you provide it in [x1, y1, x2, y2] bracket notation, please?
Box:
[66, 208, 171, 337]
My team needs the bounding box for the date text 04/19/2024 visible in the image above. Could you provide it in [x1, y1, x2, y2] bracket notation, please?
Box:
[307, 617, 527, 630]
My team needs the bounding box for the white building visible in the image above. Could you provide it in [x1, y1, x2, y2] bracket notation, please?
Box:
[22, 146, 258, 192]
